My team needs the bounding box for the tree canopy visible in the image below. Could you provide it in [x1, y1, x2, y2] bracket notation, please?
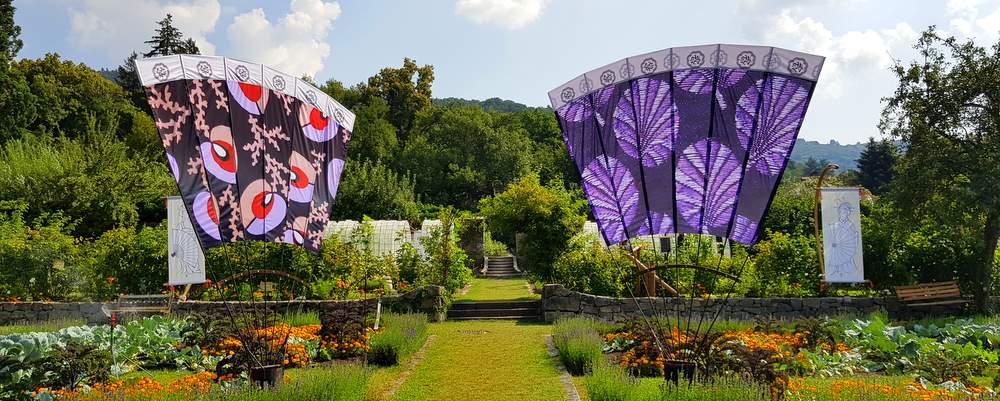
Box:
[856, 138, 898, 194]
[881, 27, 1000, 310]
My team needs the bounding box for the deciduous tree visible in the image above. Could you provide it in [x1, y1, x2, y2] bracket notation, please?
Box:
[881, 27, 1000, 311]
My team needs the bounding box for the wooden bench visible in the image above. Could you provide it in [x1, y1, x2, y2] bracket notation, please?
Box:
[111, 294, 173, 314]
[894, 281, 969, 308]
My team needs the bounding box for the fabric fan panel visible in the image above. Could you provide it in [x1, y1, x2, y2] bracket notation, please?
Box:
[552, 44, 822, 246]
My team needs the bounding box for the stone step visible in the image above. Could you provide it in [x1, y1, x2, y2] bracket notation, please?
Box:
[448, 300, 541, 321]
[451, 301, 539, 310]
[483, 273, 524, 278]
[447, 308, 540, 318]
[447, 315, 542, 321]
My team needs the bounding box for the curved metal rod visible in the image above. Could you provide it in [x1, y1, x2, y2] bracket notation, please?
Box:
[630, 263, 741, 282]
[215, 269, 309, 289]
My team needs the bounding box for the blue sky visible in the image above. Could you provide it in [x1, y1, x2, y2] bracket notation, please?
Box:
[14, 0, 1000, 144]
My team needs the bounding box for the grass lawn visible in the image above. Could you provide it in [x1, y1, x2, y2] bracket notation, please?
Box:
[0, 318, 86, 335]
[390, 320, 566, 401]
[456, 277, 539, 302]
[574, 373, 954, 401]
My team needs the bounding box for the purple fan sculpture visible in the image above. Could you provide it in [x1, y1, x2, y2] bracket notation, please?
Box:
[549, 44, 824, 385]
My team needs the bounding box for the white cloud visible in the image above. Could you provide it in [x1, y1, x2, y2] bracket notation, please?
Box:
[946, 0, 1000, 40]
[225, 0, 342, 79]
[749, 9, 916, 99]
[455, 0, 549, 30]
[67, 0, 220, 61]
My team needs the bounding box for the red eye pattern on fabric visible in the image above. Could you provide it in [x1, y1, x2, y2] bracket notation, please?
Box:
[290, 166, 309, 189]
[193, 191, 221, 240]
[309, 107, 328, 130]
[300, 103, 334, 142]
[252, 192, 275, 220]
[212, 141, 236, 172]
[239, 82, 262, 101]
[200, 126, 238, 184]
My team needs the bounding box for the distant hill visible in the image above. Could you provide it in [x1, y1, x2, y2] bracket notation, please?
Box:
[98, 68, 118, 83]
[789, 139, 865, 171]
[433, 97, 867, 169]
[433, 97, 544, 113]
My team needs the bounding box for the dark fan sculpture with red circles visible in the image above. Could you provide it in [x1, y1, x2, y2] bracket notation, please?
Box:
[138, 55, 354, 252]
[549, 44, 824, 247]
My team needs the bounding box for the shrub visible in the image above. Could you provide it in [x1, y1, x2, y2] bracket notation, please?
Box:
[368, 313, 428, 366]
[553, 317, 606, 375]
[479, 175, 586, 281]
[551, 234, 631, 297]
[0, 203, 82, 301]
[585, 364, 643, 401]
[395, 242, 426, 286]
[328, 159, 419, 222]
[280, 311, 320, 327]
[745, 231, 819, 297]
[484, 231, 509, 256]
[85, 224, 168, 299]
[416, 211, 472, 294]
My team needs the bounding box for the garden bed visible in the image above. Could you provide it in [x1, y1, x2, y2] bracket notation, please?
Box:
[552, 314, 1000, 400]
[0, 312, 429, 401]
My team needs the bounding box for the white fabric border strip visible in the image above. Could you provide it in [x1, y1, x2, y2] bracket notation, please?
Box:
[136, 54, 356, 131]
[547, 44, 825, 109]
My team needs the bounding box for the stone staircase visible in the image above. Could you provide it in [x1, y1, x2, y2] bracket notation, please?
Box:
[447, 300, 541, 321]
[484, 256, 521, 278]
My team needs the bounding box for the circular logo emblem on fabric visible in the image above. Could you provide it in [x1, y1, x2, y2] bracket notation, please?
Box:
[762, 53, 779, 70]
[619, 63, 634, 79]
[272, 76, 286, 91]
[640, 58, 657, 74]
[152, 63, 170, 81]
[787, 57, 808, 76]
[196, 61, 212, 77]
[235, 65, 250, 81]
[711, 49, 727, 66]
[579, 76, 593, 93]
[687, 51, 705, 67]
[665, 53, 680, 69]
[600, 69, 616, 86]
[736, 51, 756, 68]
[335, 109, 345, 124]
[305, 90, 317, 105]
[560, 87, 575, 102]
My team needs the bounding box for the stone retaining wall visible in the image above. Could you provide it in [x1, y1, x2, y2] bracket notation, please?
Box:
[0, 302, 111, 325]
[540, 284, 970, 323]
[0, 285, 447, 326]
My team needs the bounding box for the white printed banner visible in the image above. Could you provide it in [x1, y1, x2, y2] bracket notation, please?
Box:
[821, 187, 864, 283]
[167, 196, 206, 285]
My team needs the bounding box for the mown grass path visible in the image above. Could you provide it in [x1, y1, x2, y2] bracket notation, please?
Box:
[389, 319, 566, 401]
[455, 277, 539, 302]
[388, 276, 568, 400]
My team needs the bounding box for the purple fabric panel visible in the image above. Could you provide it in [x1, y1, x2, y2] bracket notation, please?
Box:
[703, 70, 762, 239]
[673, 68, 714, 234]
[554, 66, 815, 246]
[613, 75, 680, 239]
[732, 75, 813, 243]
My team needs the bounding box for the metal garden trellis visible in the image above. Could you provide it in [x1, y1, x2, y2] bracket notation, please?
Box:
[549, 44, 825, 384]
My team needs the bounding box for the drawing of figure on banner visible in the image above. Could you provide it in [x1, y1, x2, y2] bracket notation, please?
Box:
[821, 188, 864, 283]
[168, 196, 206, 286]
